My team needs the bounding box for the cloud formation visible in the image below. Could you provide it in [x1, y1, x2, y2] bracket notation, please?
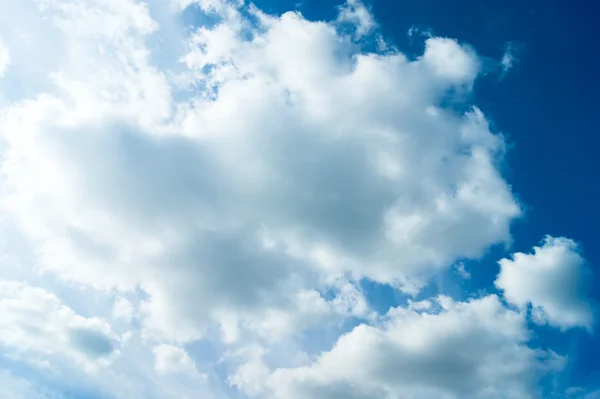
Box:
[231, 295, 565, 399]
[0, 38, 9, 78]
[496, 236, 595, 330]
[153, 344, 199, 375]
[0, 0, 594, 397]
[0, 281, 119, 371]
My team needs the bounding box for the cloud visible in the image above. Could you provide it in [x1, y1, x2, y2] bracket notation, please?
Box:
[0, 0, 584, 398]
[0, 370, 61, 399]
[0, 37, 9, 78]
[0, 281, 120, 371]
[336, 0, 377, 38]
[501, 51, 515, 72]
[112, 297, 135, 322]
[153, 344, 199, 376]
[496, 236, 595, 330]
[230, 295, 565, 399]
[0, 0, 522, 346]
[500, 42, 518, 78]
[421, 37, 480, 84]
[455, 262, 471, 280]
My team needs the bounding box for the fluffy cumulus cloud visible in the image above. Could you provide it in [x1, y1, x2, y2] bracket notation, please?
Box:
[231, 295, 566, 399]
[0, 0, 594, 397]
[0, 0, 520, 344]
[496, 236, 595, 330]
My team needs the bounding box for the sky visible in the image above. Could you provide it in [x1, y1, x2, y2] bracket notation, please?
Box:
[0, 0, 598, 398]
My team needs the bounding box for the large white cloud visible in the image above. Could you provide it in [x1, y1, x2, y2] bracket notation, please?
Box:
[496, 236, 595, 330]
[0, 0, 587, 397]
[230, 295, 565, 399]
[0, 0, 521, 345]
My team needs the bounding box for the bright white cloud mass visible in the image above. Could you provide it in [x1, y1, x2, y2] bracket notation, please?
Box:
[0, 0, 594, 398]
[496, 236, 594, 330]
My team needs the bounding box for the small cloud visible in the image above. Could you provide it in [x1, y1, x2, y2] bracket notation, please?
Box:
[496, 236, 595, 330]
[376, 35, 389, 52]
[501, 52, 514, 71]
[153, 344, 201, 376]
[422, 37, 480, 84]
[455, 262, 471, 280]
[112, 296, 135, 321]
[407, 25, 433, 38]
[68, 327, 116, 359]
[500, 42, 519, 79]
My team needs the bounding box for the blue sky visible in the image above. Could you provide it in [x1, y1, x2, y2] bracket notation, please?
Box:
[0, 0, 598, 398]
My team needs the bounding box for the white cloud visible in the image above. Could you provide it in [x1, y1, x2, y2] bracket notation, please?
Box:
[0, 0, 582, 398]
[422, 37, 480, 84]
[236, 283, 371, 343]
[230, 295, 565, 399]
[112, 297, 135, 321]
[0, 37, 9, 78]
[336, 0, 376, 38]
[0, 0, 521, 347]
[496, 236, 594, 330]
[500, 42, 517, 77]
[501, 51, 514, 72]
[455, 262, 471, 280]
[0, 281, 120, 371]
[153, 344, 199, 375]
